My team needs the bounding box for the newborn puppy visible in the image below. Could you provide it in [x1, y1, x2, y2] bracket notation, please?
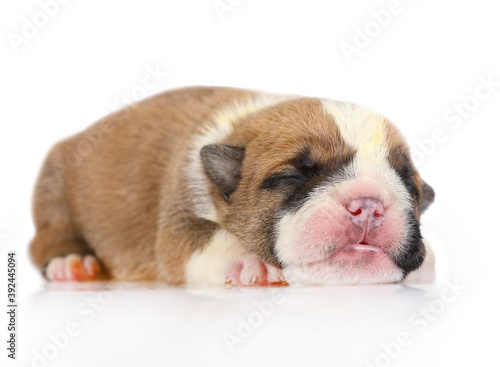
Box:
[29, 86, 435, 286]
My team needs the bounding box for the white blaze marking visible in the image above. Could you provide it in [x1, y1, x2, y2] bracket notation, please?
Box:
[321, 99, 389, 168]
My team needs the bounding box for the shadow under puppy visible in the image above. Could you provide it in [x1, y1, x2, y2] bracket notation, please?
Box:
[29, 86, 435, 286]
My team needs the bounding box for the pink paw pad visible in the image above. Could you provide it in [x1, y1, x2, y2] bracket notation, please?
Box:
[45, 254, 100, 281]
[225, 258, 288, 287]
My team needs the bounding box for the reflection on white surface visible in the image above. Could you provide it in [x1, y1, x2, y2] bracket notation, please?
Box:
[18, 277, 466, 367]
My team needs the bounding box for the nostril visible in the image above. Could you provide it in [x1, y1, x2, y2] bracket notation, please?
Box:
[349, 208, 362, 216]
[374, 210, 383, 218]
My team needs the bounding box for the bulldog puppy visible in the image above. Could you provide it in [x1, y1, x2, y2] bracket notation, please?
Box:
[29, 86, 435, 286]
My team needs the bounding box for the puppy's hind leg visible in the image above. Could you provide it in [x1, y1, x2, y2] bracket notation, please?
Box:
[29, 143, 106, 281]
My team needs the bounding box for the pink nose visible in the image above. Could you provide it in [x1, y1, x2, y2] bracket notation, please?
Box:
[346, 198, 385, 233]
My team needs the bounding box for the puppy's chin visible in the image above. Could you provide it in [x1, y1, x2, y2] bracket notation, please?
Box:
[282, 249, 405, 285]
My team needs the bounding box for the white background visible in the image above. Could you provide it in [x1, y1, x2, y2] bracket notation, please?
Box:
[1, 1, 499, 366]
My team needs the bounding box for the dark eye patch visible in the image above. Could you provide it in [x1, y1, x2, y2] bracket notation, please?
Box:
[260, 149, 355, 211]
[389, 152, 420, 201]
[260, 150, 321, 190]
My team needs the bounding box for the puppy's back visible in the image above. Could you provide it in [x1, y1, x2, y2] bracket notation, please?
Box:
[30, 86, 257, 280]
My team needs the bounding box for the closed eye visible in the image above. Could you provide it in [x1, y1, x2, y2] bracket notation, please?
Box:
[261, 173, 305, 189]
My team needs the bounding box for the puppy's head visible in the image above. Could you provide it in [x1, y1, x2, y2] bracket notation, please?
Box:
[200, 97, 434, 284]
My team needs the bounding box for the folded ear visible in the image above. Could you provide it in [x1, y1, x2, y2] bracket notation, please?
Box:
[200, 144, 245, 202]
[419, 180, 435, 214]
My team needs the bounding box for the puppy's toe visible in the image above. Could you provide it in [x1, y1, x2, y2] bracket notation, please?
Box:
[82, 255, 100, 278]
[264, 263, 288, 286]
[225, 258, 287, 287]
[238, 258, 267, 286]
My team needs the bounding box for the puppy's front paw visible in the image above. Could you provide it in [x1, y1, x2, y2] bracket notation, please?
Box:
[225, 258, 288, 287]
[184, 229, 289, 287]
[45, 254, 100, 281]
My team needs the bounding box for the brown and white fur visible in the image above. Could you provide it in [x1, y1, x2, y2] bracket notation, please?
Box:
[29, 86, 435, 286]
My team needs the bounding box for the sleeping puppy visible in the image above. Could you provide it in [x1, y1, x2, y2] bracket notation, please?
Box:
[29, 86, 435, 286]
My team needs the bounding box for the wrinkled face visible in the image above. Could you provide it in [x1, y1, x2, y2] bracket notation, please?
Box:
[201, 98, 434, 284]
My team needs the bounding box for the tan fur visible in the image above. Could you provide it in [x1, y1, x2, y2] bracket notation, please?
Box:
[30, 87, 257, 282]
